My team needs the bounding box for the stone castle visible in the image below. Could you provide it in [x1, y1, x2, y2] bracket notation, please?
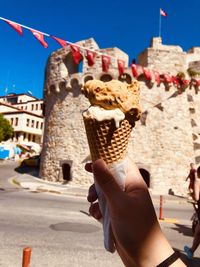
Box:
[40, 37, 200, 195]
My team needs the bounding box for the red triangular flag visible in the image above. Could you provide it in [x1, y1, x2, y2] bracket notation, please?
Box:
[70, 44, 82, 64]
[154, 71, 160, 85]
[142, 67, 151, 80]
[117, 59, 125, 75]
[52, 36, 67, 48]
[4, 19, 23, 35]
[182, 79, 189, 86]
[163, 74, 172, 83]
[131, 64, 138, 78]
[86, 50, 96, 66]
[102, 55, 111, 72]
[30, 29, 48, 48]
[172, 76, 180, 86]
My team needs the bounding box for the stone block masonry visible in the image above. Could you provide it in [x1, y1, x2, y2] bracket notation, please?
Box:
[40, 37, 200, 196]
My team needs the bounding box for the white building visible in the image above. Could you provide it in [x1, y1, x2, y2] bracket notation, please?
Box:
[0, 93, 44, 144]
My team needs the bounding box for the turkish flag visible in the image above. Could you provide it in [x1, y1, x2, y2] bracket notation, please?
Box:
[163, 74, 172, 83]
[154, 71, 160, 85]
[70, 44, 82, 64]
[160, 8, 167, 17]
[86, 50, 96, 66]
[142, 67, 151, 80]
[131, 64, 138, 77]
[117, 59, 125, 75]
[52, 36, 67, 48]
[30, 29, 48, 48]
[4, 19, 23, 35]
[102, 55, 111, 72]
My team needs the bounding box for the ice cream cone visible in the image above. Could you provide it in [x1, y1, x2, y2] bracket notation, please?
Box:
[83, 116, 134, 164]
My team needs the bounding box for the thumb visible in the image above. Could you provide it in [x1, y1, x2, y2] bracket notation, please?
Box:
[93, 159, 123, 204]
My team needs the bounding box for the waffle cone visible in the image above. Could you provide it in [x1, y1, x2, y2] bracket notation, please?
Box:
[83, 117, 134, 164]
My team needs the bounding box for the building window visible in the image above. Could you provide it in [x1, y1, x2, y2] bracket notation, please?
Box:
[36, 104, 38, 110]
[31, 104, 34, 111]
[31, 120, 34, 128]
[26, 119, 30, 127]
[36, 121, 39, 129]
[15, 117, 18, 126]
[11, 118, 14, 125]
[28, 134, 31, 141]
[40, 122, 43, 129]
[40, 103, 43, 110]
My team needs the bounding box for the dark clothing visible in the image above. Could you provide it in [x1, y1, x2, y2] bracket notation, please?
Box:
[197, 200, 200, 221]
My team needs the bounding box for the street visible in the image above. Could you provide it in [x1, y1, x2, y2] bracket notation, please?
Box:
[0, 161, 200, 266]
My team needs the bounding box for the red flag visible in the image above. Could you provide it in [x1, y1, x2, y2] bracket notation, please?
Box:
[117, 59, 125, 75]
[172, 76, 180, 86]
[160, 8, 167, 17]
[154, 71, 160, 85]
[182, 79, 189, 86]
[4, 19, 23, 35]
[131, 64, 138, 78]
[30, 29, 48, 48]
[52, 36, 67, 48]
[163, 74, 172, 83]
[102, 55, 111, 72]
[142, 67, 151, 80]
[86, 50, 96, 66]
[70, 44, 82, 64]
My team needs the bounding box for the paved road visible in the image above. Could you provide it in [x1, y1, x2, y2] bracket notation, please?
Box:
[0, 161, 200, 266]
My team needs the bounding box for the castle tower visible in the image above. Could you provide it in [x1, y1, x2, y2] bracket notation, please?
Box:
[40, 38, 130, 186]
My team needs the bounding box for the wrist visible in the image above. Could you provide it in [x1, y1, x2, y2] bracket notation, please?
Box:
[134, 224, 184, 267]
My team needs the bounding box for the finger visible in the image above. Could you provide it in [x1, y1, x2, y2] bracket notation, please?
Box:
[87, 184, 98, 202]
[93, 159, 123, 204]
[85, 162, 93, 173]
[89, 202, 102, 220]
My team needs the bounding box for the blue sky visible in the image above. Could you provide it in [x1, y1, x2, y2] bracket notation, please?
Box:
[0, 0, 199, 99]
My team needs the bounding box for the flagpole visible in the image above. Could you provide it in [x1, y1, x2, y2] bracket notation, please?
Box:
[159, 9, 161, 37]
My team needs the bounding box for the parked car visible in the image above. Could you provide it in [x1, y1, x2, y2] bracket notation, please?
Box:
[20, 155, 40, 167]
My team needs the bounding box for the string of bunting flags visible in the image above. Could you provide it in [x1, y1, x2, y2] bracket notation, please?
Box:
[1, 16, 200, 90]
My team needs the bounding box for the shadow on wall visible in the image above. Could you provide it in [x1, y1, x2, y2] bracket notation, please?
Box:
[139, 168, 150, 187]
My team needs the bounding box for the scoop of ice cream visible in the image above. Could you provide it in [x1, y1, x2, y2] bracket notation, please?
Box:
[81, 79, 141, 119]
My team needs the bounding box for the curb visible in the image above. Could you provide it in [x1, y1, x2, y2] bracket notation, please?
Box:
[11, 177, 88, 198]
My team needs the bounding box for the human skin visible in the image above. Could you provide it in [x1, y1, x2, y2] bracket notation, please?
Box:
[85, 159, 185, 267]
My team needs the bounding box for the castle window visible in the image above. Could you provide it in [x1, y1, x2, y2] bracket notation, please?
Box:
[31, 120, 34, 127]
[26, 119, 30, 127]
[100, 74, 112, 82]
[119, 73, 132, 84]
[84, 75, 93, 84]
[15, 117, 18, 126]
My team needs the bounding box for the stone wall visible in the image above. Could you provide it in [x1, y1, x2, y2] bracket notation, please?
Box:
[40, 37, 200, 195]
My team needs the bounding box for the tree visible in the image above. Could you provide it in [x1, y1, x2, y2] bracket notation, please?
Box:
[0, 114, 14, 142]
